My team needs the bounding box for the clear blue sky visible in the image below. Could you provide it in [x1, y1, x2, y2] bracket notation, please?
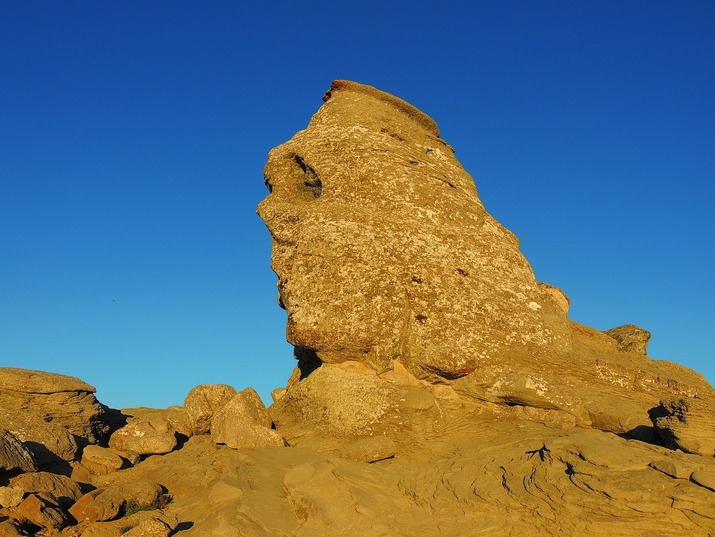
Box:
[2, 1, 713, 409]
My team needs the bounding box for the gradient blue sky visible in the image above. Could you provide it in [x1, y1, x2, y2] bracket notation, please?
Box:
[2, 2, 713, 409]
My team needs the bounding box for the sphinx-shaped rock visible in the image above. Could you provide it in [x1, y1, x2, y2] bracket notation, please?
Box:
[259, 80, 714, 434]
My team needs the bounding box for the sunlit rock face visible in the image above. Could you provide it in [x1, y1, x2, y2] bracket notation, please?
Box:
[258, 80, 713, 432]
[258, 80, 567, 380]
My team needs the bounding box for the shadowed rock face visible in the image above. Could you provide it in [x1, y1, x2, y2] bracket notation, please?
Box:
[259, 80, 715, 433]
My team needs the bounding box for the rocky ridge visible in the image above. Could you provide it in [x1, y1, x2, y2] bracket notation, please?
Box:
[2, 81, 715, 536]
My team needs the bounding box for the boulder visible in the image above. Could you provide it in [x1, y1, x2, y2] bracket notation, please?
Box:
[9, 493, 69, 532]
[183, 384, 236, 435]
[0, 429, 36, 473]
[258, 80, 715, 434]
[70, 480, 163, 523]
[81, 510, 177, 537]
[81, 445, 124, 475]
[109, 419, 177, 456]
[651, 397, 715, 456]
[121, 406, 193, 438]
[271, 362, 443, 448]
[210, 388, 283, 449]
[0, 368, 109, 445]
[604, 324, 651, 355]
[6, 471, 82, 509]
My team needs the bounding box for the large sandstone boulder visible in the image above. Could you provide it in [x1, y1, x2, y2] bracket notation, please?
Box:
[0, 368, 109, 447]
[70, 480, 164, 523]
[210, 388, 284, 449]
[183, 384, 236, 435]
[109, 418, 177, 456]
[81, 445, 125, 475]
[258, 80, 715, 434]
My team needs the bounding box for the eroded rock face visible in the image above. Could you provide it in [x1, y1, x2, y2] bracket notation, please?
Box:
[259, 80, 567, 382]
[259, 80, 715, 434]
[651, 397, 715, 456]
[0, 368, 109, 447]
[604, 324, 651, 355]
[0, 429, 37, 473]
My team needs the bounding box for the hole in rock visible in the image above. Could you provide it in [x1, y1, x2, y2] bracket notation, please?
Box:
[294, 346, 322, 380]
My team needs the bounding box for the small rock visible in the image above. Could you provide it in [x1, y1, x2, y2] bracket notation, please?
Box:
[0, 428, 37, 473]
[70, 480, 163, 524]
[649, 459, 693, 480]
[109, 419, 177, 456]
[271, 388, 287, 402]
[184, 384, 237, 435]
[81, 445, 124, 475]
[691, 471, 715, 492]
[0, 486, 25, 508]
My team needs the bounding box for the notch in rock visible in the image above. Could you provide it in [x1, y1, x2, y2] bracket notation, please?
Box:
[292, 154, 323, 198]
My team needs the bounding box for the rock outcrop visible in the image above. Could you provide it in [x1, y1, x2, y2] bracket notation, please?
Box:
[604, 323, 652, 355]
[258, 80, 714, 436]
[0, 369, 109, 446]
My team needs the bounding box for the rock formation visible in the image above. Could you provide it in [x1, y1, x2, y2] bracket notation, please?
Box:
[258, 79, 714, 437]
[2, 81, 715, 536]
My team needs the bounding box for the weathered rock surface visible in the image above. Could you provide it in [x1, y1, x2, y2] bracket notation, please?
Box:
[6, 472, 82, 509]
[604, 324, 652, 355]
[1, 412, 78, 464]
[258, 80, 715, 435]
[0, 430, 36, 474]
[77, 408, 715, 537]
[11, 493, 69, 532]
[109, 419, 177, 456]
[652, 397, 715, 456]
[210, 388, 283, 449]
[0, 368, 109, 446]
[183, 384, 236, 435]
[81, 445, 125, 475]
[70, 480, 164, 523]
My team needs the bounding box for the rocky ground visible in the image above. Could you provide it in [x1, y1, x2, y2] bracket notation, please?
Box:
[1, 365, 715, 536]
[3, 80, 715, 535]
